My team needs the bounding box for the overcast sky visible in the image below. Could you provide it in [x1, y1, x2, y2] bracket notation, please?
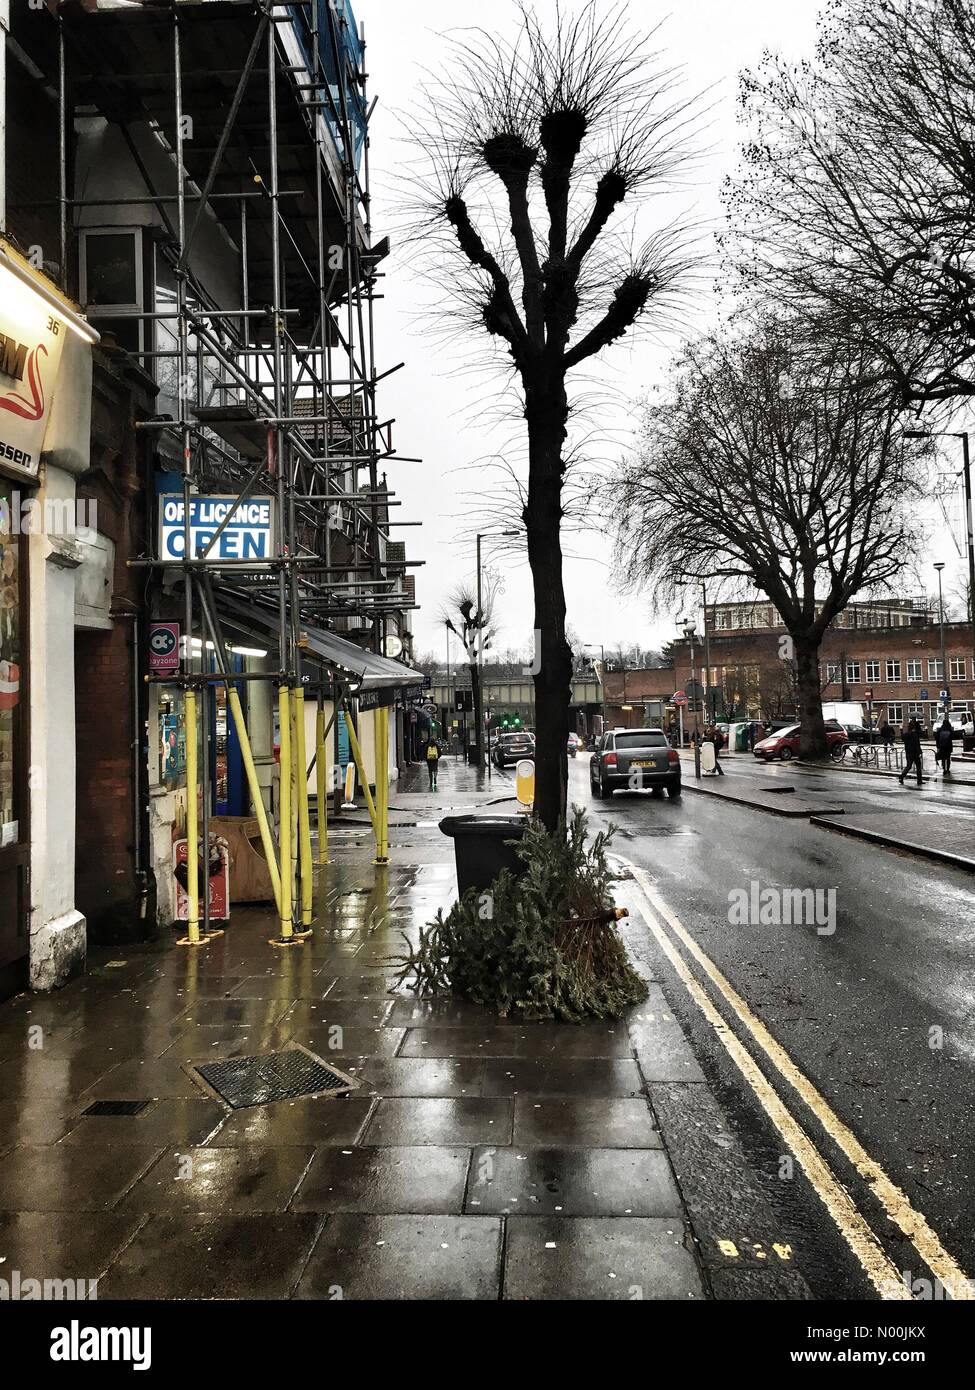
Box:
[361, 0, 968, 662]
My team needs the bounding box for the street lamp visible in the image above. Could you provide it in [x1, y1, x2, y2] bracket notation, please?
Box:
[475, 529, 519, 768]
[905, 429, 975, 679]
[681, 617, 702, 780]
[583, 643, 606, 735]
[934, 561, 950, 721]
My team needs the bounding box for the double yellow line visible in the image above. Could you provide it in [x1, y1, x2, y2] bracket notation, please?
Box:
[626, 865, 972, 1301]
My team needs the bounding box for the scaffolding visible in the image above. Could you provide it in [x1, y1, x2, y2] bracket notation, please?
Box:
[17, 0, 423, 945]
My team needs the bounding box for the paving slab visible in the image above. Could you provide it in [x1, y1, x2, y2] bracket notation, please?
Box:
[465, 1146, 683, 1217]
[502, 1217, 704, 1300]
[628, 990, 707, 1083]
[121, 1145, 315, 1214]
[0, 1144, 163, 1212]
[60, 1099, 225, 1147]
[0, 1211, 145, 1287]
[511, 1097, 661, 1148]
[350, 1056, 486, 1098]
[96, 1213, 322, 1300]
[400, 1023, 631, 1059]
[295, 1214, 503, 1300]
[292, 1145, 472, 1214]
[479, 1057, 646, 1098]
[206, 1095, 374, 1147]
[362, 1097, 513, 1146]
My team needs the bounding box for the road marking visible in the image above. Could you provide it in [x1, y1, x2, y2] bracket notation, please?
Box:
[627, 864, 973, 1300]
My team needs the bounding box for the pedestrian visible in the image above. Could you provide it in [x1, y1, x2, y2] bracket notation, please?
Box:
[898, 718, 924, 788]
[880, 722, 895, 748]
[426, 735, 441, 791]
[712, 723, 726, 775]
[935, 717, 954, 777]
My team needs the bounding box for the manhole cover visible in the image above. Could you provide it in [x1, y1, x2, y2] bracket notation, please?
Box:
[188, 1044, 359, 1110]
[82, 1100, 153, 1117]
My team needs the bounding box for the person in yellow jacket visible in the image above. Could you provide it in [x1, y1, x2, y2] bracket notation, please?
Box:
[426, 736, 441, 791]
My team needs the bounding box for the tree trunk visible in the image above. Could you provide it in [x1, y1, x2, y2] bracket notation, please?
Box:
[525, 381, 572, 832]
[471, 660, 483, 767]
[794, 634, 828, 760]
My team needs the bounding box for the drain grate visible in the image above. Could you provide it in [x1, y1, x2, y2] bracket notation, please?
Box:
[82, 1100, 153, 1117]
[189, 1044, 358, 1110]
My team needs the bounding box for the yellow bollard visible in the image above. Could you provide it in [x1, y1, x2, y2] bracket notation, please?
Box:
[316, 705, 329, 865]
[227, 687, 281, 915]
[271, 685, 296, 945]
[293, 686, 314, 931]
[179, 688, 204, 947]
[343, 707, 378, 835]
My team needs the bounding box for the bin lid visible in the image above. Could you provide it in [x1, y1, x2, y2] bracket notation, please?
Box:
[439, 815, 528, 840]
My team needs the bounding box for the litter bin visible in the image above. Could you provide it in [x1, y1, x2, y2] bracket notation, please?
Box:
[439, 814, 527, 895]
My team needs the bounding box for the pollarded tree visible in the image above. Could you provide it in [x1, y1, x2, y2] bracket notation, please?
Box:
[610, 318, 924, 760]
[405, 1, 700, 829]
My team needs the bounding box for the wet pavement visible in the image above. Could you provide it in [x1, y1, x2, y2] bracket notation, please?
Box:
[0, 756, 775, 1301]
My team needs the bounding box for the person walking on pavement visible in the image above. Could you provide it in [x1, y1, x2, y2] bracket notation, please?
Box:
[935, 717, 954, 776]
[711, 723, 726, 775]
[899, 718, 924, 788]
[426, 735, 441, 791]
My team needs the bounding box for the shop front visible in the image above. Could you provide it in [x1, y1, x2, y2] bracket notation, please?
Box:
[0, 239, 97, 997]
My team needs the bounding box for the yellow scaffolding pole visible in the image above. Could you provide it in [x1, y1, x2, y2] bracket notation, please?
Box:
[375, 704, 389, 865]
[272, 685, 295, 944]
[293, 686, 314, 929]
[343, 706, 378, 834]
[316, 704, 329, 865]
[179, 689, 203, 946]
[226, 686, 281, 915]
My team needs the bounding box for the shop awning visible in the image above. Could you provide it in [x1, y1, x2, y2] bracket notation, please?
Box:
[217, 594, 425, 693]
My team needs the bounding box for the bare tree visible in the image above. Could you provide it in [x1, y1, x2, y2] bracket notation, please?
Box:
[404, 1, 700, 829]
[610, 318, 924, 759]
[727, 0, 975, 407]
[442, 580, 499, 764]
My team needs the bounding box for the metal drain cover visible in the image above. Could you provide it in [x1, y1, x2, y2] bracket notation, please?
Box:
[189, 1044, 358, 1110]
[82, 1100, 153, 1117]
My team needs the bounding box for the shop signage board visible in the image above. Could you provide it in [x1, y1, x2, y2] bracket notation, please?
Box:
[149, 621, 180, 674]
[0, 256, 67, 480]
[159, 495, 275, 562]
[358, 687, 397, 711]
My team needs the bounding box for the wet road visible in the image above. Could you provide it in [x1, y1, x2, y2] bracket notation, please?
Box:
[571, 757, 975, 1299]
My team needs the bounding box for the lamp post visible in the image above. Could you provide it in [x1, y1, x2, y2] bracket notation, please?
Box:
[583, 643, 606, 737]
[681, 618, 702, 780]
[905, 430, 975, 680]
[934, 561, 950, 721]
[474, 529, 519, 766]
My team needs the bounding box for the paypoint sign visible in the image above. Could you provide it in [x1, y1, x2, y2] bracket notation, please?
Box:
[159, 495, 275, 561]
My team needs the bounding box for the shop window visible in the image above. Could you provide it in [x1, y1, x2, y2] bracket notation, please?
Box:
[886, 704, 903, 725]
[0, 480, 23, 847]
[159, 688, 187, 787]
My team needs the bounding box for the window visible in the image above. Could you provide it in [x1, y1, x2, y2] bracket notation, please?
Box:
[0, 480, 24, 845]
[79, 227, 145, 357]
[950, 657, 966, 681]
[928, 659, 944, 682]
[865, 660, 880, 683]
[716, 610, 730, 630]
[887, 704, 903, 725]
[825, 662, 840, 685]
[885, 660, 901, 683]
[906, 659, 921, 682]
[846, 661, 860, 684]
[614, 732, 668, 749]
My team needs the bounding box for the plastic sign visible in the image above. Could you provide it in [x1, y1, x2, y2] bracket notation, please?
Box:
[515, 758, 535, 808]
[159, 495, 274, 561]
[149, 621, 180, 674]
[0, 259, 67, 480]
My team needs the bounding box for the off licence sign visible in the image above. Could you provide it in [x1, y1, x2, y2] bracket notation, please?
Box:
[159, 495, 274, 561]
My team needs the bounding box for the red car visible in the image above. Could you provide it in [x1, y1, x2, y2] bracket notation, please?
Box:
[753, 721, 847, 761]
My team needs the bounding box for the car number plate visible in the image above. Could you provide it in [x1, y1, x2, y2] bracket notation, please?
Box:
[631, 759, 654, 768]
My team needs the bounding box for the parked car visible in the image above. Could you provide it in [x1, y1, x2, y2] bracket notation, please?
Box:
[753, 721, 847, 761]
[590, 728, 681, 798]
[567, 732, 583, 757]
[492, 731, 535, 768]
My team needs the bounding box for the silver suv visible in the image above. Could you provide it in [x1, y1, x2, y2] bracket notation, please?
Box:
[590, 728, 681, 799]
